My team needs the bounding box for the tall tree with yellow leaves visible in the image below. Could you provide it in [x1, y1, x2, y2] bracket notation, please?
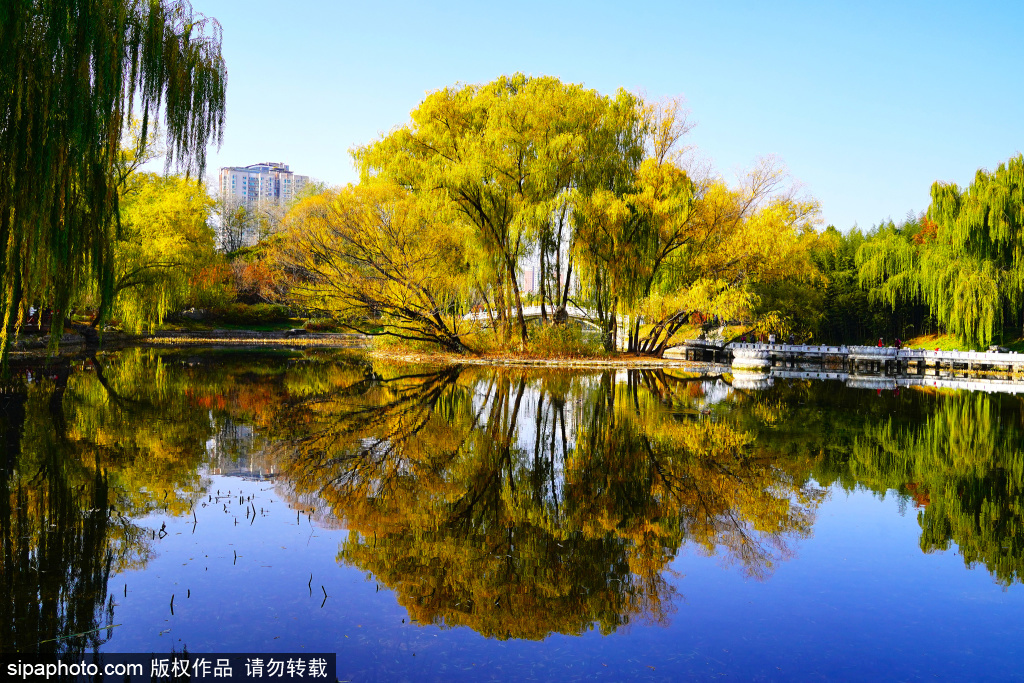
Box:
[274, 183, 476, 352]
[355, 74, 645, 346]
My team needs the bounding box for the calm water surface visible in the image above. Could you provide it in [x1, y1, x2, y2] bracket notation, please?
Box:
[2, 348, 1023, 680]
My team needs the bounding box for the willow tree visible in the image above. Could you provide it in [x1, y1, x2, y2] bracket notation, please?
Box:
[274, 183, 476, 352]
[355, 74, 643, 346]
[575, 151, 820, 355]
[107, 172, 221, 333]
[859, 155, 1024, 347]
[0, 0, 227, 359]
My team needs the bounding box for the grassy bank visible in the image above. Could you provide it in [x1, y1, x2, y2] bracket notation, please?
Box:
[903, 333, 1024, 353]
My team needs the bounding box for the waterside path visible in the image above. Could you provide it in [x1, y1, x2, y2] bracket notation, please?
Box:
[686, 340, 1024, 380]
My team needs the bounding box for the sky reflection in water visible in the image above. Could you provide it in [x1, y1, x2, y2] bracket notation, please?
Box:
[1, 348, 1022, 680]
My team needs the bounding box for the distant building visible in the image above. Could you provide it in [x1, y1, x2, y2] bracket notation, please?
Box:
[521, 267, 536, 294]
[218, 162, 308, 207]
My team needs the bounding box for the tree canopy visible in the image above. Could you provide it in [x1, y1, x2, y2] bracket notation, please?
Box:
[275, 75, 821, 355]
[273, 183, 476, 351]
[858, 155, 1024, 347]
[106, 172, 221, 332]
[0, 0, 226, 359]
[355, 75, 642, 345]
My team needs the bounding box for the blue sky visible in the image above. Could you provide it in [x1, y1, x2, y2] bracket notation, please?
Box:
[198, 0, 1023, 230]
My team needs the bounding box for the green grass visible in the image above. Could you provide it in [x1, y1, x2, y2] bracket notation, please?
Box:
[904, 333, 966, 351]
[1002, 338, 1024, 353]
[903, 332, 1024, 353]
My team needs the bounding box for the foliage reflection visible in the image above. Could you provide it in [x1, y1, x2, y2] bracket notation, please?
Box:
[273, 365, 823, 639]
[3, 350, 1024, 649]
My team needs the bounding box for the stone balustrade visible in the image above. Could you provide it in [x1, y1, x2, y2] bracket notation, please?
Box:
[713, 341, 1024, 380]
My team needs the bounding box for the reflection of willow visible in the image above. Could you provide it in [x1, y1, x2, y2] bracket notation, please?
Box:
[726, 378, 1024, 586]
[1, 349, 217, 652]
[822, 389, 1024, 585]
[275, 365, 821, 640]
[1, 379, 126, 653]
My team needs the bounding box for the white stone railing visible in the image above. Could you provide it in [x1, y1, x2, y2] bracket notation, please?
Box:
[724, 343, 1023, 364]
[728, 343, 849, 354]
[896, 348, 1022, 363]
[683, 338, 726, 348]
[847, 345, 899, 358]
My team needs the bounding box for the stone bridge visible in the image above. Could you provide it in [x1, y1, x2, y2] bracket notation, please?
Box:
[464, 305, 602, 330]
[723, 342, 1024, 382]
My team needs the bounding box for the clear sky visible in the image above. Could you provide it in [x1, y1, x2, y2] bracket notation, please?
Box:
[197, 0, 1023, 231]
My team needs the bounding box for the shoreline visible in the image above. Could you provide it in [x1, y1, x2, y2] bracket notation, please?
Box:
[7, 331, 1024, 391]
[6, 329, 726, 369]
[366, 348, 723, 369]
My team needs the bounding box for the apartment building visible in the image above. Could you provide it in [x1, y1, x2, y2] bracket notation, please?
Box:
[218, 162, 309, 207]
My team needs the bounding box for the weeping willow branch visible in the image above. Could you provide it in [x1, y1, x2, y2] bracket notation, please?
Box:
[0, 0, 227, 361]
[856, 155, 1024, 347]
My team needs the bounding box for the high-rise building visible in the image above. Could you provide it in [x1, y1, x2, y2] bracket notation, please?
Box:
[521, 267, 536, 294]
[218, 162, 308, 207]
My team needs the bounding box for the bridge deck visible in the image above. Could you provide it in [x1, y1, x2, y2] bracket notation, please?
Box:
[733, 342, 1019, 362]
[726, 342, 1024, 366]
[679, 340, 1024, 383]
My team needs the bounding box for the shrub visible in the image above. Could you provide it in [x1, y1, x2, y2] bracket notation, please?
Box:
[524, 322, 604, 358]
[206, 303, 294, 326]
[304, 318, 344, 332]
[231, 259, 279, 304]
[188, 262, 235, 309]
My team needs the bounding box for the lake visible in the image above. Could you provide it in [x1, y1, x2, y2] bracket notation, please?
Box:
[2, 347, 1022, 680]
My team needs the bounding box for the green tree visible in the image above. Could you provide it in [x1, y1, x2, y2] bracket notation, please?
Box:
[812, 226, 873, 343]
[0, 0, 226, 360]
[859, 155, 1024, 347]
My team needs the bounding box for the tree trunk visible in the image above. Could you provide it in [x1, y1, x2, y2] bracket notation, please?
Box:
[539, 242, 548, 324]
[554, 232, 562, 308]
[607, 297, 618, 352]
[503, 256, 529, 345]
[494, 273, 507, 326]
[635, 311, 690, 357]
[509, 273, 529, 345]
[628, 316, 643, 354]
[561, 256, 573, 308]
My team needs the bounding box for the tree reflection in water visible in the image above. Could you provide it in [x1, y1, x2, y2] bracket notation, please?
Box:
[0, 350, 213, 653]
[3, 349, 1024, 649]
[810, 387, 1024, 586]
[1, 375, 121, 655]
[273, 364, 824, 639]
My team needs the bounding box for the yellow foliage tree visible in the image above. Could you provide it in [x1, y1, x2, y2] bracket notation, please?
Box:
[106, 173, 222, 333]
[274, 183, 476, 351]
